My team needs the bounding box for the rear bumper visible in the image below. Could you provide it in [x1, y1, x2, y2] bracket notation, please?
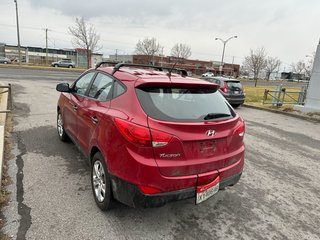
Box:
[225, 97, 245, 105]
[222, 93, 245, 105]
[110, 172, 242, 208]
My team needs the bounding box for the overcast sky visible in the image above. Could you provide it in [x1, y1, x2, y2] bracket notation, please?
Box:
[1, 0, 319, 69]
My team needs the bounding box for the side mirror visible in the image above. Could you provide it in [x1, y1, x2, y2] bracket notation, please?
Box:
[56, 83, 71, 92]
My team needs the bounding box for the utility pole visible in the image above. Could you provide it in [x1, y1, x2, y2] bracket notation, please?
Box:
[161, 47, 164, 67]
[115, 49, 118, 61]
[14, 0, 21, 65]
[45, 28, 48, 65]
[231, 56, 235, 77]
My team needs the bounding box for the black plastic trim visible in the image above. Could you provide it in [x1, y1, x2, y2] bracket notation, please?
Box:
[110, 172, 242, 208]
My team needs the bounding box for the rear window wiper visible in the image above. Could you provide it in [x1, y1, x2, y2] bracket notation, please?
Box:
[204, 113, 231, 120]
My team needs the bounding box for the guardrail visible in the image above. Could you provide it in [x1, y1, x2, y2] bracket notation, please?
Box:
[0, 84, 13, 113]
[262, 85, 307, 107]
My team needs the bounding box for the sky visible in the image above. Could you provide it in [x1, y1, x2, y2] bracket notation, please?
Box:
[1, 0, 319, 70]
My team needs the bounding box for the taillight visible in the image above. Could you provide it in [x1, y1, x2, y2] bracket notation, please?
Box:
[236, 118, 245, 137]
[221, 83, 228, 93]
[138, 185, 162, 194]
[114, 118, 151, 146]
[114, 118, 172, 147]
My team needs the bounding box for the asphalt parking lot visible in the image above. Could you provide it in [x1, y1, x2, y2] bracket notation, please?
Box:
[1, 68, 320, 240]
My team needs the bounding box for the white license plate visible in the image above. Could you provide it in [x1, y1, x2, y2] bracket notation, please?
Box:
[196, 177, 220, 204]
[234, 91, 240, 94]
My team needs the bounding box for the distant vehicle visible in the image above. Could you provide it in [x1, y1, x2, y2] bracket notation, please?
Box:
[0, 56, 11, 64]
[201, 76, 245, 108]
[202, 72, 214, 77]
[187, 71, 193, 77]
[51, 59, 75, 68]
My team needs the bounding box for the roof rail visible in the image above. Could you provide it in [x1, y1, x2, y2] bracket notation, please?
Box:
[95, 61, 120, 69]
[111, 63, 188, 77]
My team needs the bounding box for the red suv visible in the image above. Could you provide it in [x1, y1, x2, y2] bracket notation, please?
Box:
[56, 63, 245, 210]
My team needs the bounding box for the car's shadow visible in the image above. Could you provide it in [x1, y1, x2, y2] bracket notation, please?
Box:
[19, 125, 253, 239]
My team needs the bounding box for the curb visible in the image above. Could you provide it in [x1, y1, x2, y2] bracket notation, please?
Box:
[243, 104, 320, 123]
[0, 85, 9, 191]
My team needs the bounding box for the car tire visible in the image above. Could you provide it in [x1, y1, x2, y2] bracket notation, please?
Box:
[54, 64, 58, 68]
[91, 152, 112, 211]
[68, 65, 73, 69]
[57, 111, 69, 141]
[4, 61, 8, 64]
[232, 104, 241, 108]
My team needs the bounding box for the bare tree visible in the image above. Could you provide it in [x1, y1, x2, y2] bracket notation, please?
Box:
[304, 52, 315, 79]
[291, 60, 305, 74]
[291, 60, 305, 82]
[243, 47, 267, 87]
[265, 57, 281, 80]
[171, 43, 192, 59]
[68, 17, 101, 68]
[135, 37, 162, 64]
[239, 65, 249, 77]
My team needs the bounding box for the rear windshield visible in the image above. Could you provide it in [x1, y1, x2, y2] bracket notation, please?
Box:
[136, 87, 235, 122]
[226, 81, 242, 89]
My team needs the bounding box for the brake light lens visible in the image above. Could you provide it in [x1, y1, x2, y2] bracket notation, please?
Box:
[114, 118, 172, 147]
[220, 83, 228, 93]
[236, 118, 245, 137]
[114, 118, 151, 146]
[138, 185, 162, 194]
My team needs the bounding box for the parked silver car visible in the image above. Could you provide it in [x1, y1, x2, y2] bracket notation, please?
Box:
[0, 56, 11, 64]
[51, 59, 75, 68]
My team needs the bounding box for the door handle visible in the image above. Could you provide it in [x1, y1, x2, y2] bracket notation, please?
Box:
[91, 116, 99, 124]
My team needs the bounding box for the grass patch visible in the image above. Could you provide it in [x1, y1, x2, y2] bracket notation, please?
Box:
[244, 85, 302, 106]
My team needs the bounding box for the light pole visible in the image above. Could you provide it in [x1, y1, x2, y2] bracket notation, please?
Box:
[14, 0, 21, 65]
[215, 36, 237, 75]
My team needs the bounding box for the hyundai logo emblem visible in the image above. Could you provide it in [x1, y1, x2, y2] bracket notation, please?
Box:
[206, 130, 215, 137]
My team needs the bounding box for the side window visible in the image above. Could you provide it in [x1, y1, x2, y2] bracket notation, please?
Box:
[113, 81, 126, 98]
[74, 72, 95, 96]
[88, 73, 114, 101]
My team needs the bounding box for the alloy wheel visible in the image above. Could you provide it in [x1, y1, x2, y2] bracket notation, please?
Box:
[92, 160, 106, 203]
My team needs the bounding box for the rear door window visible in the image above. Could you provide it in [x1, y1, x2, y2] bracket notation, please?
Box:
[136, 87, 234, 122]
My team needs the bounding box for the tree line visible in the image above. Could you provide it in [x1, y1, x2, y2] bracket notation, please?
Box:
[67, 17, 192, 68]
[67, 17, 315, 81]
[242, 47, 314, 87]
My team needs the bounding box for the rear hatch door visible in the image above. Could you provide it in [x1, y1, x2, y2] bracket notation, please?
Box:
[226, 80, 243, 95]
[136, 82, 240, 177]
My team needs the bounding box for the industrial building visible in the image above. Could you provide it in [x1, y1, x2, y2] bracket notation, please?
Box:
[0, 43, 103, 68]
[107, 54, 240, 77]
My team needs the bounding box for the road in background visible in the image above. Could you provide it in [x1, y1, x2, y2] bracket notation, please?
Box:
[0, 66, 307, 88]
[0, 67, 81, 81]
[240, 80, 307, 87]
[1, 71, 320, 239]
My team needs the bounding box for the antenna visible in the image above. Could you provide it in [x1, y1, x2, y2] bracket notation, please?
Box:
[167, 61, 178, 79]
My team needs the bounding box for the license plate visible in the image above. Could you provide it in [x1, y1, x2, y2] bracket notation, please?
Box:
[199, 140, 216, 156]
[196, 176, 220, 204]
[234, 91, 240, 94]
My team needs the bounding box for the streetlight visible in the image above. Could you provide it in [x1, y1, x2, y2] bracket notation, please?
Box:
[215, 36, 237, 75]
[14, 0, 21, 65]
